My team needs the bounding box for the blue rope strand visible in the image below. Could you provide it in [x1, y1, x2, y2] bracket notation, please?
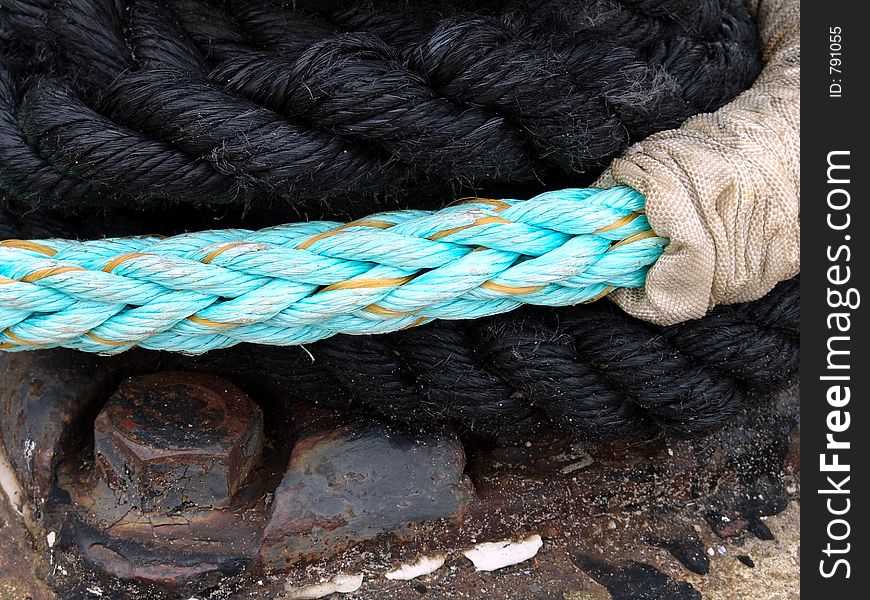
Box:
[0, 187, 666, 353]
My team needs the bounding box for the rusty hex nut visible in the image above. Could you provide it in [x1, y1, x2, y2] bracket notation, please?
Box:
[94, 372, 263, 512]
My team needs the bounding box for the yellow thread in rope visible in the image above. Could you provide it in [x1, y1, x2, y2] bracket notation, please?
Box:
[86, 332, 127, 347]
[584, 286, 616, 303]
[187, 315, 239, 329]
[364, 304, 413, 316]
[0, 240, 57, 256]
[594, 212, 643, 233]
[320, 275, 416, 293]
[0, 329, 41, 347]
[453, 197, 511, 211]
[608, 230, 659, 250]
[202, 242, 250, 264]
[22, 265, 86, 283]
[103, 253, 149, 272]
[297, 219, 394, 250]
[429, 216, 513, 241]
[479, 281, 546, 295]
[400, 317, 429, 330]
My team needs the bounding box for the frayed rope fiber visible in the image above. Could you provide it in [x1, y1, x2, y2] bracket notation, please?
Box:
[0, 0, 761, 213]
[170, 276, 799, 441]
[0, 187, 666, 353]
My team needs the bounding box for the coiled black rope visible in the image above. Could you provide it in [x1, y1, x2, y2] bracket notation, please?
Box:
[0, 0, 761, 215]
[173, 277, 799, 442]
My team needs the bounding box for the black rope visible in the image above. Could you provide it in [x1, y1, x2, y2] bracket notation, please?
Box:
[174, 278, 800, 442]
[0, 0, 761, 216]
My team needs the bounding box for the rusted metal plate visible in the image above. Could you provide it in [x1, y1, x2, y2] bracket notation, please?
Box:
[260, 422, 474, 567]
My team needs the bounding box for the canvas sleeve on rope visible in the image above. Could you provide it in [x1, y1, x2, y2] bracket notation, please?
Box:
[596, 0, 799, 325]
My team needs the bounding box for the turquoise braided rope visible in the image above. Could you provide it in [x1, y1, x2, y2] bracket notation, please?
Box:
[0, 187, 666, 354]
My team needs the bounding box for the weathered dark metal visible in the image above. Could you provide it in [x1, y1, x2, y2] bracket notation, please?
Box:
[93, 372, 263, 512]
[259, 421, 474, 567]
[0, 350, 155, 502]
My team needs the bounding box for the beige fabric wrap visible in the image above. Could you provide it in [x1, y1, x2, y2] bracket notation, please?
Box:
[597, 0, 800, 324]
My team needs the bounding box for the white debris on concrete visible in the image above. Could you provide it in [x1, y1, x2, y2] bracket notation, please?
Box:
[47, 530, 56, 548]
[463, 534, 543, 572]
[552, 445, 594, 475]
[23, 439, 35, 466]
[385, 553, 447, 580]
[0, 442, 30, 520]
[285, 573, 364, 599]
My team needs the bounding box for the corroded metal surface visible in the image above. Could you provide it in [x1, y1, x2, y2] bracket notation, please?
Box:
[260, 422, 474, 567]
[54, 415, 471, 585]
[0, 355, 472, 585]
[93, 372, 263, 511]
[0, 346, 799, 599]
[0, 350, 154, 502]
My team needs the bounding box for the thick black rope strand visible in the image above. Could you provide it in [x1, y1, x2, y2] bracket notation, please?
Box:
[240, 0, 760, 114]
[168, 278, 800, 442]
[0, 67, 109, 203]
[316, 321, 550, 435]
[208, 34, 540, 181]
[0, 0, 761, 214]
[18, 79, 242, 203]
[198, 0, 755, 167]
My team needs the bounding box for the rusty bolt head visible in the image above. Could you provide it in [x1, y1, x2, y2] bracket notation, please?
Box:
[94, 372, 263, 512]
